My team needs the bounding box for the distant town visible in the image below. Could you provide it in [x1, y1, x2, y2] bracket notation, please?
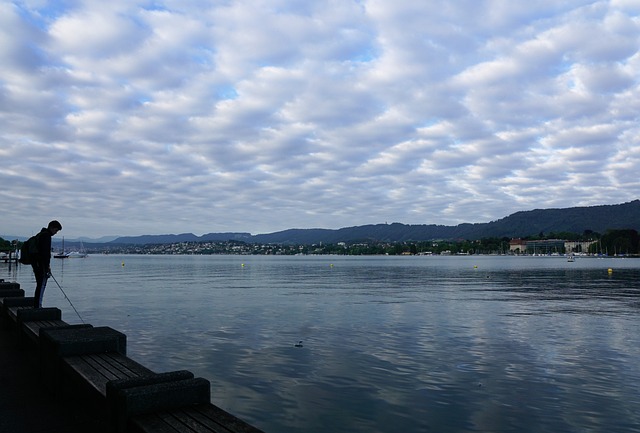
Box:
[70, 231, 635, 257]
[2, 227, 639, 260]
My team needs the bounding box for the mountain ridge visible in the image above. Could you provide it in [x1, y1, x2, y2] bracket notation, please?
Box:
[4, 201, 636, 247]
[105, 200, 639, 245]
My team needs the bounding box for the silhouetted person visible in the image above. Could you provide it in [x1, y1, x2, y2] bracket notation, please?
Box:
[32, 220, 62, 308]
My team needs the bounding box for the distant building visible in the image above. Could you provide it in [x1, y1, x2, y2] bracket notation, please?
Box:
[509, 238, 598, 255]
[564, 240, 597, 253]
[509, 238, 527, 253]
[525, 239, 565, 254]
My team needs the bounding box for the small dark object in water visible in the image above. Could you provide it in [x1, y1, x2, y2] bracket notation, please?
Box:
[294, 340, 303, 347]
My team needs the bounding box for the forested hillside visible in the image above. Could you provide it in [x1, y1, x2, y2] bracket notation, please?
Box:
[106, 200, 639, 244]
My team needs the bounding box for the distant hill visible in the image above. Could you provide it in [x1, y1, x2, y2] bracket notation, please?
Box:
[77, 235, 121, 243]
[476, 200, 640, 238]
[109, 232, 253, 245]
[106, 200, 639, 245]
[238, 200, 640, 243]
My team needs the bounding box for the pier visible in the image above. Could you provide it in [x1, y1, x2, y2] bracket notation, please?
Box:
[0, 252, 18, 263]
[0, 279, 265, 433]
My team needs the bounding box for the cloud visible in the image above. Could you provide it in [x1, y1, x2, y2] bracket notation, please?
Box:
[1, 0, 639, 238]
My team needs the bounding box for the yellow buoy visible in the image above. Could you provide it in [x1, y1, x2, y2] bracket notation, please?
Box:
[608, 268, 613, 274]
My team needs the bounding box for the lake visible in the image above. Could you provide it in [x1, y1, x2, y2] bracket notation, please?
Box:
[3, 255, 640, 433]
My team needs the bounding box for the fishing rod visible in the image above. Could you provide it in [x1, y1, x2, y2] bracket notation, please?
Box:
[48, 272, 85, 324]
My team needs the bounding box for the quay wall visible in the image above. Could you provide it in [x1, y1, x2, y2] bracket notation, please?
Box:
[0, 279, 265, 433]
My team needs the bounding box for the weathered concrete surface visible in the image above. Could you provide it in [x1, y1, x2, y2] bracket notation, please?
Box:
[0, 288, 25, 298]
[0, 326, 104, 433]
[17, 307, 62, 323]
[0, 281, 21, 291]
[41, 326, 127, 357]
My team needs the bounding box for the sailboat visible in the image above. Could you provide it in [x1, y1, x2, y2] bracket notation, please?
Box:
[54, 237, 69, 259]
[67, 241, 88, 258]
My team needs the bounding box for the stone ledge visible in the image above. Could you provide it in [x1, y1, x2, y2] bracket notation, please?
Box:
[17, 307, 62, 323]
[41, 326, 127, 357]
[107, 372, 210, 433]
[0, 288, 25, 298]
[0, 281, 21, 291]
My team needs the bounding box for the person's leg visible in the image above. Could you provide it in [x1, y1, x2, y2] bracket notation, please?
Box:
[32, 264, 47, 308]
[37, 273, 48, 307]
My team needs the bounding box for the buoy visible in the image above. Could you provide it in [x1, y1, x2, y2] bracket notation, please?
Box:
[474, 265, 478, 269]
[241, 263, 245, 267]
[608, 268, 613, 274]
[330, 264, 334, 268]
[121, 262, 125, 267]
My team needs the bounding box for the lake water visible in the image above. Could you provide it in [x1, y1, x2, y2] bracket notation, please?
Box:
[3, 255, 640, 433]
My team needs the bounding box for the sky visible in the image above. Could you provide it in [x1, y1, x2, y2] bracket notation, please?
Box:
[1, 0, 639, 239]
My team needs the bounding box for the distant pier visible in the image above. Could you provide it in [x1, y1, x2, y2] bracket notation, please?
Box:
[0, 252, 18, 263]
[0, 279, 265, 433]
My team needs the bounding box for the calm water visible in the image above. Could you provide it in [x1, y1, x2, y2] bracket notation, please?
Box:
[4, 255, 640, 433]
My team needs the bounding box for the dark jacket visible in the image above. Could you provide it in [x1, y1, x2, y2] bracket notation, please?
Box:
[35, 227, 53, 269]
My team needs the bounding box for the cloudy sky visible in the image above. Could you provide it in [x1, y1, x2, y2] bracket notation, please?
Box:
[1, 0, 639, 238]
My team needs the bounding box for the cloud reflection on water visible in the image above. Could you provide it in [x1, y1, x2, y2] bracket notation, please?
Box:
[8, 255, 640, 433]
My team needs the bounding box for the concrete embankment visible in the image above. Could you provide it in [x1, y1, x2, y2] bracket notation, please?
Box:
[0, 319, 104, 432]
[0, 280, 265, 433]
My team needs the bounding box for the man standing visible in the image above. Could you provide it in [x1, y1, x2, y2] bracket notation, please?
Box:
[32, 220, 62, 308]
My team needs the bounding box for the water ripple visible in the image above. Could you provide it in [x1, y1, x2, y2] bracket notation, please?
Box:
[7, 255, 640, 433]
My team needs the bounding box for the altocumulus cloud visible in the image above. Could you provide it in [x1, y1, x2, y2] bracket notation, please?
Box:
[1, 0, 639, 238]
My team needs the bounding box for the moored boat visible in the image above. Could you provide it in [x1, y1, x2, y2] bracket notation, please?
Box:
[67, 240, 88, 258]
[54, 237, 69, 258]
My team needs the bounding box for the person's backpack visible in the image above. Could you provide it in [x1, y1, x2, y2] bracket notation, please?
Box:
[18, 234, 40, 265]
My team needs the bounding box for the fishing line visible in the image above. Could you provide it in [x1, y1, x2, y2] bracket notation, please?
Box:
[48, 272, 85, 324]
